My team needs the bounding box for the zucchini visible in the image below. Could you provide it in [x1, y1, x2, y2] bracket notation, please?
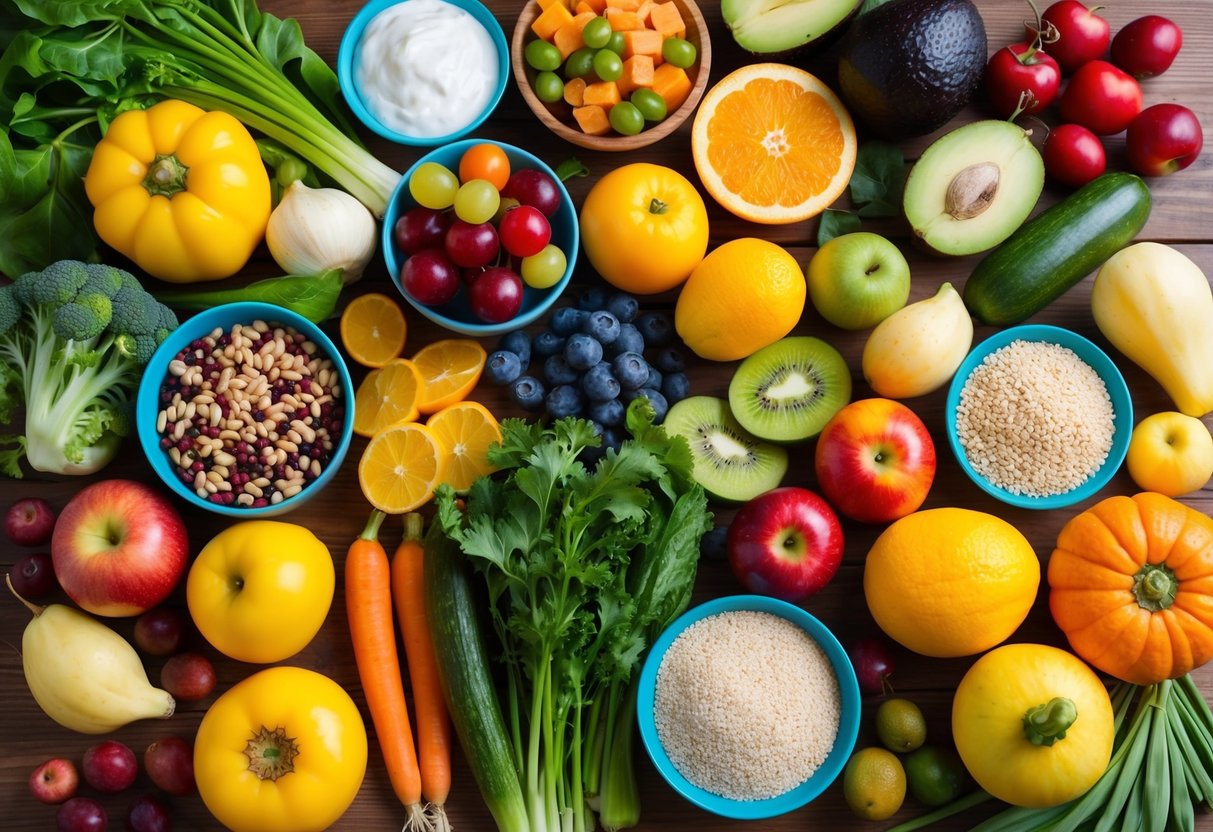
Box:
[962, 172, 1151, 326]
[423, 522, 528, 832]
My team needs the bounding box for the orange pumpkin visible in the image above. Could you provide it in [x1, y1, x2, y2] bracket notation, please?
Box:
[1049, 492, 1213, 685]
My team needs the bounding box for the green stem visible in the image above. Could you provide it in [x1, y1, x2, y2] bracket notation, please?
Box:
[885, 790, 994, 832]
[1023, 697, 1078, 746]
[1132, 563, 1178, 612]
[360, 509, 386, 541]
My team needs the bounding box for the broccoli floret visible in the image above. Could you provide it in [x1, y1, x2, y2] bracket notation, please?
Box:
[0, 285, 20, 335]
[77, 293, 113, 325]
[118, 270, 143, 293]
[10, 271, 39, 306]
[24, 260, 91, 306]
[154, 302, 178, 341]
[109, 286, 161, 335]
[53, 302, 109, 342]
[81, 264, 126, 300]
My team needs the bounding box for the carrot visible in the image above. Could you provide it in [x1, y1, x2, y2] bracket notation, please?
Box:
[393, 513, 453, 832]
[347, 510, 429, 831]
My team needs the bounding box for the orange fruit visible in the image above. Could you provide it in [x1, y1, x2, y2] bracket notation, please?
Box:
[863, 508, 1040, 658]
[352, 358, 424, 438]
[411, 339, 487, 414]
[691, 63, 857, 224]
[340, 293, 407, 368]
[358, 422, 445, 513]
[426, 401, 502, 492]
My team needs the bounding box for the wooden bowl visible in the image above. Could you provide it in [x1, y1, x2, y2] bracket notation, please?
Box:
[510, 0, 711, 151]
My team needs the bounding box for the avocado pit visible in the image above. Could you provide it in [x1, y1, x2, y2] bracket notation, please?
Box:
[946, 162, 1001, 220]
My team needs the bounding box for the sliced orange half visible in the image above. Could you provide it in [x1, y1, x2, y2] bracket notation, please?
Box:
[340, 292, 407, 368]
[358, 422, 445, 513]
[411, 339, 488, 415]
[691, 63, 857, 225]
[426, 401, 502, 492]
[352, 358, 424, 438]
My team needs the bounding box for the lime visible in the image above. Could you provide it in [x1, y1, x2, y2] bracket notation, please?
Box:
[843, 747, 906, 821]
[904, 746, 968, 807]
[875, 698, 927, 753]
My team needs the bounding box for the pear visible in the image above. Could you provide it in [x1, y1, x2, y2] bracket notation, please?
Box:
[862, 282, 974, 398]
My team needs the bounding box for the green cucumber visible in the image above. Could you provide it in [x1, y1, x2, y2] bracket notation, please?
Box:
[962, 172, 1151, 326]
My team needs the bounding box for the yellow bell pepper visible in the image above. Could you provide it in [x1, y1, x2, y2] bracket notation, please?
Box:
[84, 99, 271, 283]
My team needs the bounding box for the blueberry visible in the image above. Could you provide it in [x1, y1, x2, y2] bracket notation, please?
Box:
[486, 350, 523, 385]
[606, 293, 639, 323]
[544, 354, 580, 386]
[661, 371, 690, 404]
[578, 286, 611, 311]
[612, 351, 649, 389]
[635, 311, 673, 346]
[583, 310, 621, 345]
[699, 526, 729, 561]
[532, 330, 566, 359]
[546, 384, 584, 419]
[550, 307, 588, 336]
[607, 323, 645, 357]
[644, 366, 663, 390]
[498, 330, 532, 366]
[653, 346, 685, 373]
[631, 388, 668, 422]
[565, 333, 603, 371]
[601, 426, 624, 452]
[510, 375, 546, 411]
[581, 362, 620, 402]
[589, 398, 625, 427]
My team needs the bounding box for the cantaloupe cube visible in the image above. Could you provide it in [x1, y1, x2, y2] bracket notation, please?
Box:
[651, 63, 691, 111]
[580, 0, 607, 11]
[583, 80, 623, 107]
[573, 105, 611, 135]
[563, 77, 588, 106]
[605, 0, 641, 9]
[532, 2, 575, 40]
[574, 0, 595, 14]
[553, 18, 587, 58]
[571, 11, 597, 29]
[617, 54, 654, 97]
[604, 8, 643, 30]
[621, 28, 663, 59]
[636, 0, 655, 25]
[536, 0, 566, 11]
[648, 1, 685, 38]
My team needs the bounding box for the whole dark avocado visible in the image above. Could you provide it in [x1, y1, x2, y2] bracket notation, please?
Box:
[838, 0, 987, 139]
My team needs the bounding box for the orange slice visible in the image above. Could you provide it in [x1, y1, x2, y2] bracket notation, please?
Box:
[426, 401, 502, 492]
[352, 358, 424, 438]
[411, 339, 488, 414]
[358, 422, 445, 513]
[340, 293, 407, 368]
[691, 63, 857, 225]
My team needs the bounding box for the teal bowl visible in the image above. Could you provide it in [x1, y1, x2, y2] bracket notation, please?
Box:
[945, 324, 1132, 510]
[383, 139, 577, 336]
[337, 0, 508, 146]
[135, 303, 355, 518]
[637, 595, 861, 820]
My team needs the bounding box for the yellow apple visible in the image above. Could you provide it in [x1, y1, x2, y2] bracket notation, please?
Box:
[1125, 412, 1213, 497]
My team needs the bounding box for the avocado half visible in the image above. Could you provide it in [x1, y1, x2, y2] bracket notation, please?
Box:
[903, 120, 1045, 257]
[723, 0, 860, 55]
[837, 0, 986, 139]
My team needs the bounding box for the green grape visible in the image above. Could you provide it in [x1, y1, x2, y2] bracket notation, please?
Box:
[593, 48, 623, 82]
[661, 37, 697, 69]
[565, 47, 596, 79]
[533, 70, 565, 103]
[525, 39, 563, 72]
[609, 101, 644, 136]
[605, 31, 626, 55]
[408, 162, 459, 210]
[520, 244, 568, 289]
[581, 17, 612, 49]
[453, 179, 501, 224]
[630, 88, 667, 122]
[492, 195, 521, 225]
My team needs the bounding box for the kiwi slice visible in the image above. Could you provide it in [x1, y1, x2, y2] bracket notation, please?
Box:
[664, 396, 788, 502]
[728, 336, 852, 442]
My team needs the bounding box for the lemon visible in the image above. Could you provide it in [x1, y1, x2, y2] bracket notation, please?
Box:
[674, 238, 805, 362]
[843, 747, 906, 821]
[875, 698, 926, 753]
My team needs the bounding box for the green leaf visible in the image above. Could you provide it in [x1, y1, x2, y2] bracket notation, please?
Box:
[11, 0, 135, 27]
[555, 157, 589, 182]
[859, 0, 895, 14]
[816, 208, 862, 246]
[154, 269, 343, 323]
[254, 11, 358, 137]
[850, 140, 906, 215]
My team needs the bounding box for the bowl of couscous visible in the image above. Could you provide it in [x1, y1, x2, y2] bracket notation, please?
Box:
[945, 324, 1133, 510]
[636, 594, 861, 820]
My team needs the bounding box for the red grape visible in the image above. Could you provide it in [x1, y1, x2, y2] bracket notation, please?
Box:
[133, 608, 183, 657]
[502, 169, 561, 217]
[401, 249, 461, 306]
[6, 497, 55, 545]
[499, 205, 552, 258]
[160, 652, 216, 701]
[57, 797, 106, 832]
[127, 794, 172, 832]
[468, 267, 525, 323]
[10, 553, 57, 598]
[144, 737, 195, 797]
[82, 741, 137, 793]
[444, 220, 500, 268]
[393, 206, 450, 255]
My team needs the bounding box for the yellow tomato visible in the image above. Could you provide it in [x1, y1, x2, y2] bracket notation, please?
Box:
[952, 643, 1114, 808]
[579, 163, 709, 294]
[195, 666, 367, 832]
[1125, 411, 1213, 496]
[186, 521, 334, 663]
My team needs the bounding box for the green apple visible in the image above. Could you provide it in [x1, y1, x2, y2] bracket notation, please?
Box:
[1126, 411, 1213, 497]
[808, 232, 911, 330]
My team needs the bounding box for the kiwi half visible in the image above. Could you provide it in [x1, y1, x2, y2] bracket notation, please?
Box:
[664, 396, 788, 502]
[728, 336, 852, 442]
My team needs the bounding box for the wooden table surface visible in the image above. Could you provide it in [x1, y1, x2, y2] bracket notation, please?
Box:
[3, 0, 1212, 829]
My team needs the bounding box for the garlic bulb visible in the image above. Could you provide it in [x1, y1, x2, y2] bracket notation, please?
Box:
[265, 181, 377, 283]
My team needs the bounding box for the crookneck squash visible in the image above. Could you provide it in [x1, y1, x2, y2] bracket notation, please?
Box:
[1049, 492, 1213, 685]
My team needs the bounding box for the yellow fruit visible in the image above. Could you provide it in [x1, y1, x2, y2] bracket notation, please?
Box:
[340, 292, 407, 368]
[691, 63, 857, 224]
[358, 422, 445, 514]
[1125, 411, 1213, 497]
[674, 238, 806, 361]
[352, 359, 424, 438]
[411, 339, 487, 415]
[426, 401, 502, 492]
[875, 698, 927, 753]
[864, 508, 1040, 658]
[843, 747, 906, 821]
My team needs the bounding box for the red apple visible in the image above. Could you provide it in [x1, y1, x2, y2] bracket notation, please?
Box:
[814, 398, 936, 524]
[29, 758, 79, 805]
[51, 480, 188, 617]
[1126, 103, 1204, 177]
[727, 487, 843, 603]
[6, 497, 56, 545]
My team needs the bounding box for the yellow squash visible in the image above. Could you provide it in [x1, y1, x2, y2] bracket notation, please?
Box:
[84, 99, 271, 283]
